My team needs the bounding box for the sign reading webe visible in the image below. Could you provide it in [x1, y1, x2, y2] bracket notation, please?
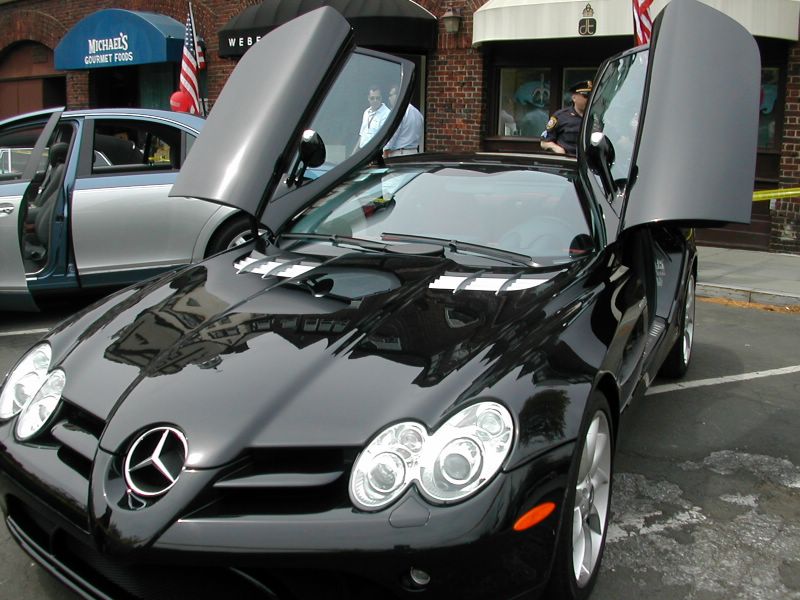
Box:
[218, 28, 268, 57]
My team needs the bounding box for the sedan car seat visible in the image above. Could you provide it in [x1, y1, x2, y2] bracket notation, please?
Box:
[24, 142, 69, 262]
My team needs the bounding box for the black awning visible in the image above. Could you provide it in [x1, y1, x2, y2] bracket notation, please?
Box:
[218, 0, 438, 57]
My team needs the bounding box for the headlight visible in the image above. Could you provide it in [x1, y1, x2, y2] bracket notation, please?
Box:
[15, 369, 65, 440]
[350, 402, 514, 511]
[0, 344, 51, 419]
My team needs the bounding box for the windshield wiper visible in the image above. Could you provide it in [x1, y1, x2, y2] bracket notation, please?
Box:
[278, 232, 388, 252]
[381, 232, 540, 267]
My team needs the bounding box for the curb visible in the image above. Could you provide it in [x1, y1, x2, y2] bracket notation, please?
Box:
[697, 283, 800, 308]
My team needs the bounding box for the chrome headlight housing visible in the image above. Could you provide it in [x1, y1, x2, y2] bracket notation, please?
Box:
[16, 369, 66, 440]
[349, 401, 514, 511]
[0, 343, 52, 420]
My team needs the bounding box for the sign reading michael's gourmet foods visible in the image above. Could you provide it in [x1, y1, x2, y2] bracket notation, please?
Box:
[55, 9, 184, 70]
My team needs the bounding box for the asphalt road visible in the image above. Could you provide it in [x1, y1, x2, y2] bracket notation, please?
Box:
[0, 298, 798, 600]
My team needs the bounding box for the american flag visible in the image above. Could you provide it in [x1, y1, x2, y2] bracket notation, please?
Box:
[632, 0, 654, 46]
[180, 3, 204, 115]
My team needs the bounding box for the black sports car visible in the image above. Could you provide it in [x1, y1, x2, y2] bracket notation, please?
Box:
[0, 2, 759, 599]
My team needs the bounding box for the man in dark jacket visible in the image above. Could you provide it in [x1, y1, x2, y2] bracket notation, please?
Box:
[540, 80, 592, 155]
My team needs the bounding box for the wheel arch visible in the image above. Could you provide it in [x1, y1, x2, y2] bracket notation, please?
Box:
[190, 205, 241, 261]
[594, 372, 621, 437]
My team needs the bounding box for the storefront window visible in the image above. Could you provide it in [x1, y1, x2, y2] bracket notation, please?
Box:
[498, 68, 551, 137]
[562, 68, 597, 107]
[759, 68, 779, 150]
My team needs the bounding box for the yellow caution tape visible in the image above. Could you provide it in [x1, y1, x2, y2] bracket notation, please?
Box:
[752, 187, 800, 202]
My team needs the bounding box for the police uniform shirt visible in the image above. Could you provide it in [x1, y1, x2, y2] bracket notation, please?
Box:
[541, 107, 583, 155]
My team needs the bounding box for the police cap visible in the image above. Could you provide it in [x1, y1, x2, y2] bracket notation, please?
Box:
[569, 80, 593, 96]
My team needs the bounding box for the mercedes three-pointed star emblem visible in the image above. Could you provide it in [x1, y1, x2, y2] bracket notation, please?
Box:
[123, 426, 188, 497]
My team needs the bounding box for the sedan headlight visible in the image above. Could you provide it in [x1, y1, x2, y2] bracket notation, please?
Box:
[0, 344, 52, 419]
[350, 402, 514, 511]
[15, 369, 65, 440]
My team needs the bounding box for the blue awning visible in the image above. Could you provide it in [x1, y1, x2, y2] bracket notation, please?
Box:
[55, 9, 185, 70]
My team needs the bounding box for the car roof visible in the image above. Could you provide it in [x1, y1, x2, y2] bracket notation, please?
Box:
[0, 107, 205, 134]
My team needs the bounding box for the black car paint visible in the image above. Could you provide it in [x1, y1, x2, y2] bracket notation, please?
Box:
[0, 0, 756, 597]
[0, 204, 687, 597]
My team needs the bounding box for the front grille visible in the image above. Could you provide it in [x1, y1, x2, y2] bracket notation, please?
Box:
[193, 447, 360, 517]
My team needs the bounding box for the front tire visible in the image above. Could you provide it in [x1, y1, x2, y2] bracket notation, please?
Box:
[547, 392, 614, 600]
[660, 272, 696, 379]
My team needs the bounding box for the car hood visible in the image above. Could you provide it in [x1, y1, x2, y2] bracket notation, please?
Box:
[54, 248, 579, 467]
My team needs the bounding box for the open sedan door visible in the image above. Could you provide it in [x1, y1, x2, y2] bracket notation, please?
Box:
[0, 110, 62, 311]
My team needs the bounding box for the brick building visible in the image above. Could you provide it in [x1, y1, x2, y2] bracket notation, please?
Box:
[1, 0, 799, 253]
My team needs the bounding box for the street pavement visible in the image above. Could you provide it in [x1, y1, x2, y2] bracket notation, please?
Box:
[697, 245, 800, 307]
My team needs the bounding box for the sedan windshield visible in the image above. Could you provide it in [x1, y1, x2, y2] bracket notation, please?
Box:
[287, 164, 593, 263]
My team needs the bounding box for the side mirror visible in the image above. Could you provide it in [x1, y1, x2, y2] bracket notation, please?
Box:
[299, 130, 326, 168]
[288, 129, 326, 187]
[585, 131, 617, 198]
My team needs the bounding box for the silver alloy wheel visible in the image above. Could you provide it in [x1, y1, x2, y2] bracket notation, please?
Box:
[572, 410, 612, 587]
[227, 228, 267, 249]
[681, 274, 696, 366]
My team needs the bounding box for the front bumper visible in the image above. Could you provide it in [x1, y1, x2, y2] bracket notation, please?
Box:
[0, 421, 573, 600]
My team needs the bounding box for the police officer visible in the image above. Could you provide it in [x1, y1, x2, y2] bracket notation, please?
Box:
[540, 80, 592, 155]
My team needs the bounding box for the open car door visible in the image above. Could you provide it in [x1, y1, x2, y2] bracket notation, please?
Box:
[171, 7, 414, 235]
[0, 110, 62, 311]
[581, 0, 760, 233]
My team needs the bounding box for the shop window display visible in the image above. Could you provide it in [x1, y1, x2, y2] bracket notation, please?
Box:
[497, 68, 551, 137]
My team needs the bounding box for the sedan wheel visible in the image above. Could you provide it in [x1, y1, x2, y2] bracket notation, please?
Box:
[226, 229, 265, 250]
[205, 215, 266, 257]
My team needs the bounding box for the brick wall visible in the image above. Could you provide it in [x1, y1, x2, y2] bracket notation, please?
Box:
[775, 37, 800, 254]
[5, 0, 794, 252]
[419, 0, 486, 153]
[0, 0, 250, 111]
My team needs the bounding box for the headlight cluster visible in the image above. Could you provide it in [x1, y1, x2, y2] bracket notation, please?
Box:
[349, 402, 514, 511]
[0, 344, 64, 439]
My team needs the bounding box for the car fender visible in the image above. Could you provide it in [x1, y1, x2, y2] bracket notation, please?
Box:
[190, 204, 241, 261]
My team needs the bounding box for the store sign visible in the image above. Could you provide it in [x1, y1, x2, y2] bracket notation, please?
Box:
[55, 9, 184, 70]
[84, 32, 134, 66]
[219, 28, 267, 57]
[579, 3, 597, 36]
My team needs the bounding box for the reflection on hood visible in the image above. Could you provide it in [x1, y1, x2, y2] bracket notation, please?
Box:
[101, 250, 591, 391]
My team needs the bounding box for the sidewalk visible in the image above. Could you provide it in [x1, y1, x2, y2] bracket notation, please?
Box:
[696, 245, 800, 307]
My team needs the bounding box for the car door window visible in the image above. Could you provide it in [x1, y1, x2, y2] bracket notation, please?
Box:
[584, 50, 648, 183]
[0, 124, 45, 180]
[92, 120, 184, 175]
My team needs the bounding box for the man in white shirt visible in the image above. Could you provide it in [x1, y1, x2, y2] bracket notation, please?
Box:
[356, 85, 391, 151]
[383, 85, 424, 158]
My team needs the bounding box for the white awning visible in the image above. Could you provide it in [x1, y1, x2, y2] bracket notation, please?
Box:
[473, 0, 800, 44]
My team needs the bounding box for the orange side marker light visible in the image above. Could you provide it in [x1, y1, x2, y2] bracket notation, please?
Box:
[513, 502, 557, 531]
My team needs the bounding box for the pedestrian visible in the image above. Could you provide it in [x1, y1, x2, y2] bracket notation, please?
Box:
[540, 80, 592, 155]
[383, 85, 424, 158]
[356, 85, 391, 152]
